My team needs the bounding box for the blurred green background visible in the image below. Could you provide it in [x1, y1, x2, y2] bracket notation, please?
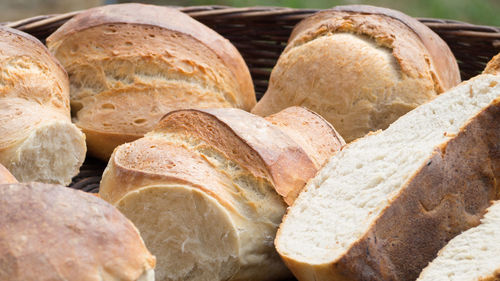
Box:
[2, 0, 499, 26]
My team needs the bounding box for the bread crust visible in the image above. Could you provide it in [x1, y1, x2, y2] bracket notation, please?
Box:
[156, 108, 318, 204]
[278, 91, 500, 281]
[0, 164, 16, 183]
[0, 182, 155, 281]
[264, 106, 345, 169]
[484, 53, 500, 75]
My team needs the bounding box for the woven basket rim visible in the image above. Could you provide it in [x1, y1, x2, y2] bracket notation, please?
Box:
[3, 5, 500, 32]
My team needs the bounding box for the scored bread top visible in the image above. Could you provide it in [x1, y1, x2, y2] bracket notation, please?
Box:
[0, 26, 69, 116]
[155, 108, 318, 205]
[484, 53, 500, 75]
[46, 3, 255, 110]
[0, 182, 155, 281]
[288, 5, 460, 93]
[0, 163, 16, 183]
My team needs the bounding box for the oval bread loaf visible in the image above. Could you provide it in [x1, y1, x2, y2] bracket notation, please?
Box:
[46, 3, 256, 160]
[0, 26, 86, 185]
[0, 182, 155, 281]
[275, 73, 500, 281]
[484, 52, 500, 75]
[99, 107, 344, 281]
[252, 5, 461, 143]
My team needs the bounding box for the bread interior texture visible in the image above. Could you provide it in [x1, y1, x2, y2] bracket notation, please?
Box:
[277, 74, 500, 264]
[6, 120, 85, 185]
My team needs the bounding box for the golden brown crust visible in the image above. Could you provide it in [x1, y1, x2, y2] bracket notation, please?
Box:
[0, 26, 69, 117]
[0, 182, 155, 281]
[484, 53, 500, 75]
[157, 108, 318, 205]
[46, 3, 255, 110]
[288, 5, 460, 93]
[265, 106, 345, 169]
[0, 164, 16, 184]
[281, 97, 500, 281]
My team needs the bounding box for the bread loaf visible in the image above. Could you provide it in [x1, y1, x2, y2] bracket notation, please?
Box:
[417, 200, 500, 281]
[252, 5, 461, 143]
[0, 163, 16, 183]
[275, 73, 500, 281]
[484, 53, 500, 75]
[0, 182, 155, 281]
[99, 107, 343, 281]
[47, 3, 256, 160]
[0, 26, 86, 185]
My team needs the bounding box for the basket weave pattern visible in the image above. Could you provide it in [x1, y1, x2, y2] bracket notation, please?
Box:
[3, 5, 500, 193]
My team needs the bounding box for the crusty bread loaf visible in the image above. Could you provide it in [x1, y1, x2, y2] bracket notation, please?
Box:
[0, 26, 86, 185]
[0, 182, 155, 281]
[275, 73, 500, 281]
[484, 53, 500, 75]
[417, 200, 500, 281]
[99, 107, 343, 281]
[0, 163, 16, 183]
[46, 3, 256, 160]
[252, 5, 461, 143]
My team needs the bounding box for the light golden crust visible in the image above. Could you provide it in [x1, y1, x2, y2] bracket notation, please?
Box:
[484, 53, 500, 75]
[47, 3, 255, 160]
[0, 164, 16, 183]
[252, 5, 460, 142]
[156, 108, 318, 205]
[278, 91, 500, 281]
[0, 182, 155, 281]
[264, 106, 345, 169]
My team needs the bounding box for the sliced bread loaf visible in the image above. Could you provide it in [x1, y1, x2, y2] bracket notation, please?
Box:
[417, 200, 500, 281]
[0, 27, 86, 185]
[99, 107, 343, 281]
[275, 74, 500, 281]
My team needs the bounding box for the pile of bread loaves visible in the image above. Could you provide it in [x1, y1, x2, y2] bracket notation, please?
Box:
[0, 3, 499, 281]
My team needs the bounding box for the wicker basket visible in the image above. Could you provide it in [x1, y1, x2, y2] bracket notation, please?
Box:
[4, 5, 500, 194]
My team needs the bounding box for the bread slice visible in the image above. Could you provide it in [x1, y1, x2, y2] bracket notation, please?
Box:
[47, 3, 255, 160]
[100, 107, 343, 281]
[275, 74, 500, 281]
[0, 182, 155, 281]
[417, 200, 500, 281]
[0, 27, 86, 185]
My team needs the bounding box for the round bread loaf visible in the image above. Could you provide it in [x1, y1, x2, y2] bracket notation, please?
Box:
[0, 26, 86, 185]
[46, 3, 256, 160]
[0, 182, 155, 281]
[252, 5, 461, 142]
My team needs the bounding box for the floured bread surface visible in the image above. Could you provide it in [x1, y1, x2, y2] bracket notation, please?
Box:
[0, 182, 155, 281]
[418, 201, 500, 281]
[0, 26, 86, 185]
[276, 74, 500, 281]
[252, 5, 460, 143]
[47, 3, 255, 160]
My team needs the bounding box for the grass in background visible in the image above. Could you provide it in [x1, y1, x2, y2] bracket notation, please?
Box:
[121, 0, 500, 26]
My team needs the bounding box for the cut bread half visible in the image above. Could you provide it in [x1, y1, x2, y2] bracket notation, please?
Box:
[417, 200, 500, 281]
[100, 107, 343, 281]
[275, 74, 500, 281]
